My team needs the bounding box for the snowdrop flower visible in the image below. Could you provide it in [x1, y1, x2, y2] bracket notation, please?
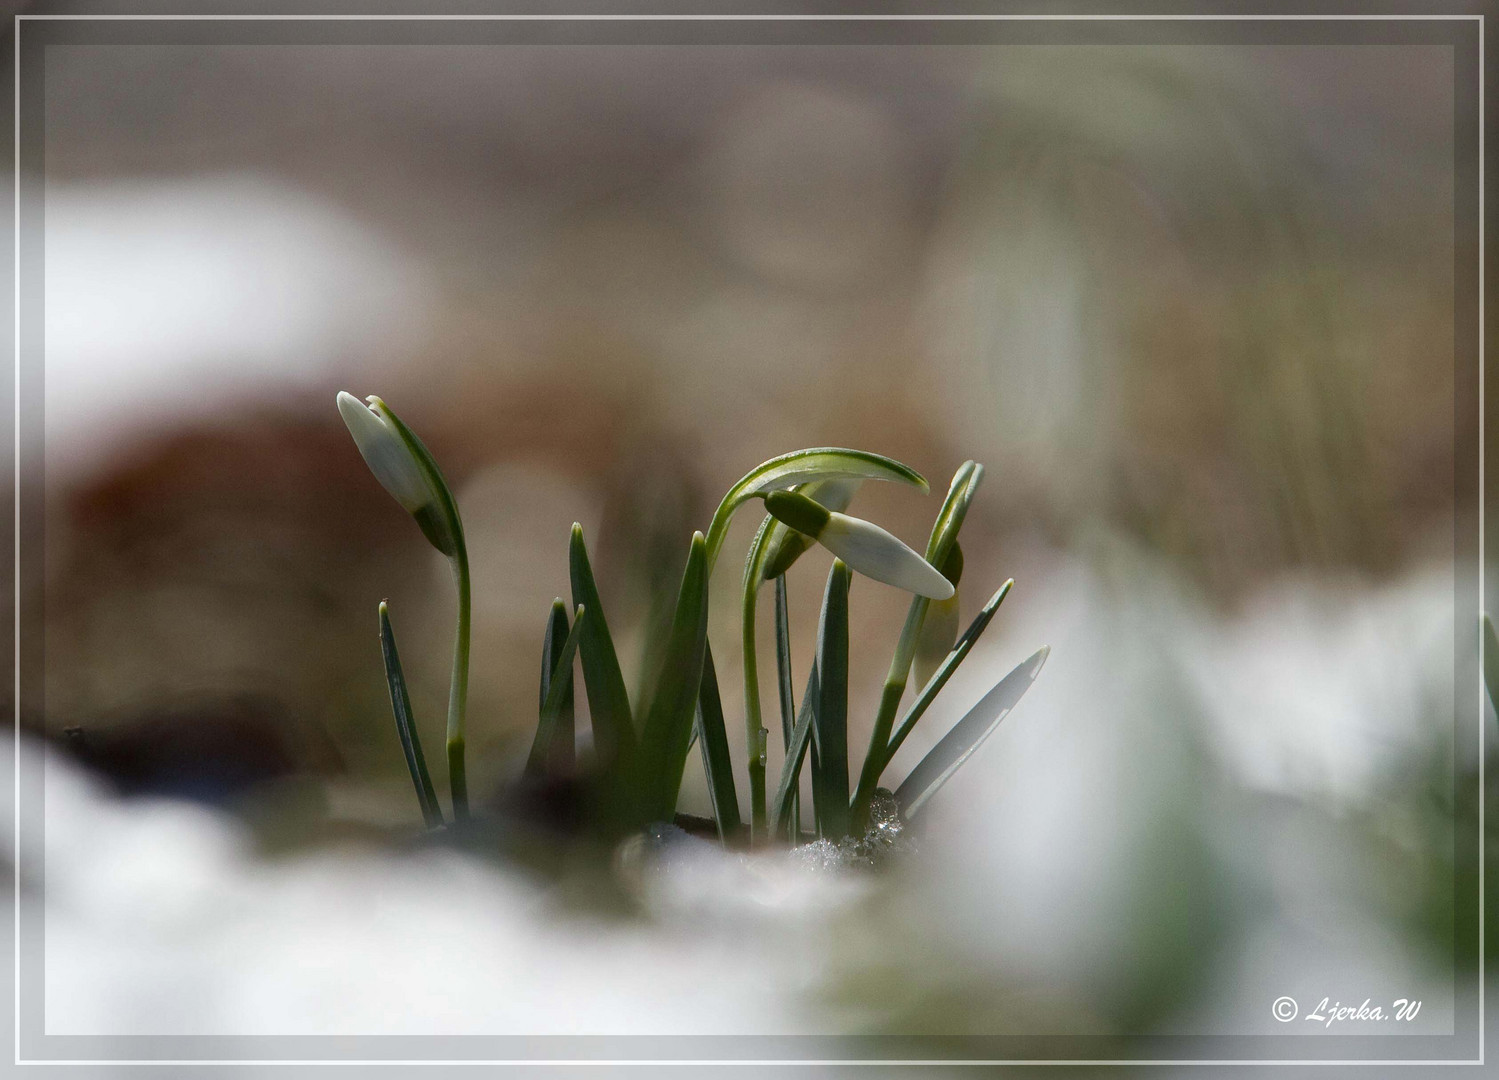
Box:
[761, 477, 863, 580]
[336, 390, 472, 818]
[913, 542, 963, 690]
[763, 490, 954, 600]
[336, 391, 459, 557]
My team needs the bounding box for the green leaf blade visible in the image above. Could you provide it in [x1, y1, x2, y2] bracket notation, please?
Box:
[772, 661, 820, 841]
[894, 645, 1049, 821]
[534, 599, 576, 772]
[812, 559, 852, 840]
[884, 579, 1013, 770]
[378, 602, 442, 829]
[774, 575, 797, 750]
[635, 532, 712, 825]
[695, 642, 743, 842]
[740, 514, 778, 840]
[569, 523, 636, 775]
[924, 461, 982, 566]
[773, 573, 800, 836]
[526, 604, 586, 779]
[540, 599, 565, 710]
[852, 461, 985, 826]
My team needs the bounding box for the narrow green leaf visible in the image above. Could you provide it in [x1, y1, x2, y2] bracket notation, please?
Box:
[741, 513, 778, 840]
[923, 461, 981, 567]
[378, 602, 442, 829]
[812, 559, 851, 840]
[772, 661, 820, 840]
[774, 575, 797, 749]
[526, 605, 586, 779]
[568, 523, 636, 773]
[704, 448, 928, 572]
[852, 461, 985, 826]
[635, 532, 711, 824]
[773, 573, 800, 836]
[894, 646, 1050, 820]
[695, 642, 743, 842]
[535, 599, 575, 772]
[540, 599, 565, 709]
[1483, 613, 1499, 715]
[884, 579, 1013, 770]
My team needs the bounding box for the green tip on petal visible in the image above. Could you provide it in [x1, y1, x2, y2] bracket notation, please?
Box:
[761, 478, 863, 581]
[764, 490, 832, 538]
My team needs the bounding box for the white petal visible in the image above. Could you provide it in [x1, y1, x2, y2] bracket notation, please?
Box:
[819, 514, 955, 600]
[336, 391, 433, 512]
[804, 477, 861, 514]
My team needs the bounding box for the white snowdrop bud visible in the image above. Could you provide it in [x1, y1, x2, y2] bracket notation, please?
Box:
[336, 391, 459, 556]
[764, 490, 954, 600]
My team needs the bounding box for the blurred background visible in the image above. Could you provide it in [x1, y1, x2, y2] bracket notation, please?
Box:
[5, 7, 1491, 1067]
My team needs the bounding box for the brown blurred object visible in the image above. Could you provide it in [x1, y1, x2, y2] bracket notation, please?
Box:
[59, 693, 342, 805]
[42, 409, 407, 779]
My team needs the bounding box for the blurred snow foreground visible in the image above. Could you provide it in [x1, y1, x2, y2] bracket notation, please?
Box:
[3, 553, 1459, 1044]
[28, 756, 864, 1037]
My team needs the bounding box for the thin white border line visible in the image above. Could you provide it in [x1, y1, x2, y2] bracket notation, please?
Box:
[8, 8, 1487, 1074]
[11, 12, 19, 1072]
[9, 12, 1492, 19]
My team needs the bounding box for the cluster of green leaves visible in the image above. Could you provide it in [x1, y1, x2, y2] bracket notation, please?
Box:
[373, 438, 1046, 846]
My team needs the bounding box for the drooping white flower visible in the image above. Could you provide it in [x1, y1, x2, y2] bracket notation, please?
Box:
[761, 477, 863, 580]
[336, 391, 459, 556]
[763, 490, 954, 600]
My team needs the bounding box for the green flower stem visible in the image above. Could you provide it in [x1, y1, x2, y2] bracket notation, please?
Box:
[851, 462, 980, 830]
[740, 515, 777, 843]
[851, 597, 928, 830]
[446, 539, 472, 822]
[742, 597, 768, 841]
[773, 575, 800, 838]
